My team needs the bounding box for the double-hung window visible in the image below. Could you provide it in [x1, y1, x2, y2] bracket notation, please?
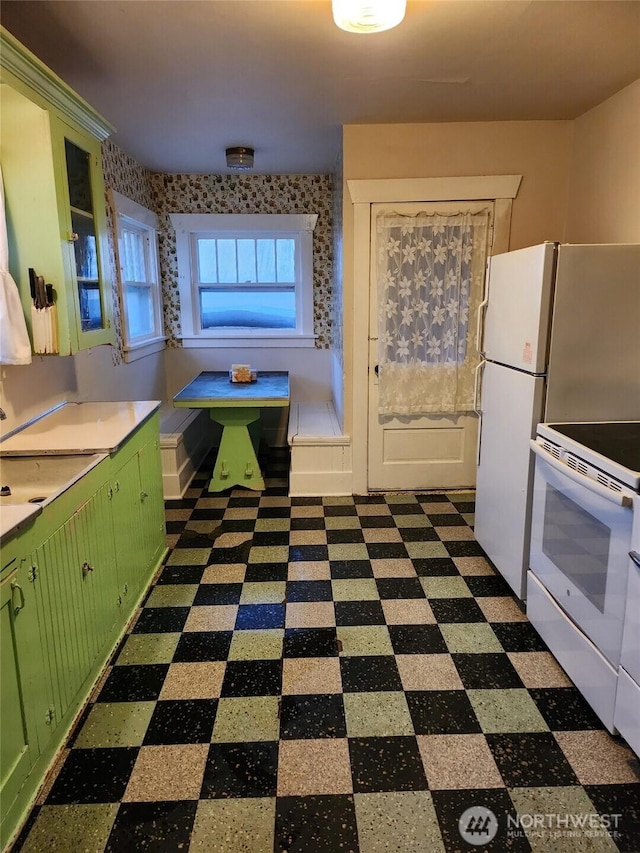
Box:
[111, 191, 165, 361]
[171, 213, 317, 347]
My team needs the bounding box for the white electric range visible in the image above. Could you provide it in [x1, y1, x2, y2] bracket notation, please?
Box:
[527, 421, 640, 749]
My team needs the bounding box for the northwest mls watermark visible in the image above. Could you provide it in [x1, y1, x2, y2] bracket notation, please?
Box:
[459, 806, 622, 846]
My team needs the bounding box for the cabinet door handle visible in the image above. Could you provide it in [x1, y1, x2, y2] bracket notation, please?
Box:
[11, 581, 25, 615]
[82, 562, 94, 578]
[69, 232, 79, 242]
[630, 551, 640, 570]
[140, 490, 149, 501]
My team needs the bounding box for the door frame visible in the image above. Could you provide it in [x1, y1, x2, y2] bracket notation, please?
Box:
[347, 174, 522, 494]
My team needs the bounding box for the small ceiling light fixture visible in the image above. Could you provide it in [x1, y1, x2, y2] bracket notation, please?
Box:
[332, 0, 406, 33]
[225, 146, 255, 170]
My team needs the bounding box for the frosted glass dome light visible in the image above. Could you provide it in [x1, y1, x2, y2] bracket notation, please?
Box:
[332, 0, 407, 33]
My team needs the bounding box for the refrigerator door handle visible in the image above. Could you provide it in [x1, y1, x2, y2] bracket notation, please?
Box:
[473, 359, 486, 417]
[473, 359, 486, 467]
[475, 293, 489, 356]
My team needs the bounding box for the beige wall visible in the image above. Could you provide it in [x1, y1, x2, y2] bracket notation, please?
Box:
[566, 79, 640, 243]
[340, 119, 575, 434]
[343, 120, 575, 249]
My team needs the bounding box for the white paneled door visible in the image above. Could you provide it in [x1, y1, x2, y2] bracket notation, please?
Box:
[367, 202, 494, 492]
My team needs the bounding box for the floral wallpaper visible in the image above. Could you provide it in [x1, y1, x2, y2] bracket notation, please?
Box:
[100, 144, 336, 356]
[149, 173, 334, 348]
[332, 148, 344, 369]
[101, 138, 155, 364]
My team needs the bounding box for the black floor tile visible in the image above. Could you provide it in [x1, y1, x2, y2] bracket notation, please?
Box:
[280, 694, 347, 739]
[330, 560, 374, 579]
[349, 736, 428, 792]
[283, 628, 339, 658]
[324, 505, 358, 516]
[359, 515, 396, 528]
[406, 690, 482, 734]
[340, 655, 403, 692]
[193, 584, 243, 606]
[258, 506, 293, 518]
[97, 665, 169, 703]
[376, 578, 426, 599]
[431, 788, 532, 852]
[47, 748, 139, 803]
[335, 600, 386, 626]
[235, 603, 286, 630]
[426, 513, 468, 526]
[220, 659, 283, 696]
[252, 531, 291, 547]
[585, 784, 640, 853]
[132, 607, 190, 634]
[486, 732, 579, 787]
[399, 526, 439, 541]
[291, 517, 326, 530]
[387, 503, 424, 515]
[529, 687, 605, 731]
[155, 565, 205, 586]
[465, 575, 514, 597]
[367, 542, 410, 560]
[173, 631, 233, 662]
[274, 795, 359, 853]
[453, 653, 524, 689]
[286, 580, 333, 602]
[326, 528, 365, 544]
[143, 699, 218, 745]
[492, 622, 548, 652]
[289, 545, 330, 562]
[245, 563, 289, 582]
[201, 742, 278, 798]
[388, 624, 447, 654]
[105, 801, 198, 852]
[413, 557, 460, 577]
[429, 598, 487, 623]
[444, 541, 487, 557]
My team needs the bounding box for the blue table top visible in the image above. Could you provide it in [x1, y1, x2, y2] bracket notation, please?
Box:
[173, 371, 290, 408]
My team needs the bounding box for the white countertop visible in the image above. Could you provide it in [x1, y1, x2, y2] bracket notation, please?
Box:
[0, 401, 161, 456]
[0, 504, 42, 547]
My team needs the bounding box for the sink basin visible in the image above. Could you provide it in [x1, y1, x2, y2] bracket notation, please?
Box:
[0, 453, 107, 508]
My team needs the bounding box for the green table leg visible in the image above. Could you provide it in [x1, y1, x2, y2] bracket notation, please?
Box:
[208, 407, 265, 492]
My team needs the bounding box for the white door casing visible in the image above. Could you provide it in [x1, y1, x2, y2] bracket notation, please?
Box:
[347, 175, 521, 494]
[368, 201, 494, 491]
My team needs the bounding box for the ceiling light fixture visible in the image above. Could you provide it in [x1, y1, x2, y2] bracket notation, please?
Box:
[225, 146, 254, 170]
[332, 0, 406, 33]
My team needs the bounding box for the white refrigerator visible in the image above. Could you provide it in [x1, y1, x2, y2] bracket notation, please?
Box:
[474, 241, 640, 600]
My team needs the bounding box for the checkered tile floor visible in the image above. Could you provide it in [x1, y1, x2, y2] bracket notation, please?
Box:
[12, 448, 640, 852]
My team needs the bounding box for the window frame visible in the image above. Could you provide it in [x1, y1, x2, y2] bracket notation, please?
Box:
[111, 190, 166, 362]
[171, 213, 318, 348]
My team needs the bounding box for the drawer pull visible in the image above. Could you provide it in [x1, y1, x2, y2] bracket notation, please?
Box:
[11, 580, 25, 615]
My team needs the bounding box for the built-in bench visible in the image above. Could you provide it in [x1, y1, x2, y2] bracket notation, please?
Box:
[287, 401, 352, 496]
[159, 405, 212, 499]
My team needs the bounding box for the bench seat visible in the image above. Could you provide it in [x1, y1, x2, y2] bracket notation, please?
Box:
[287, 402, 351, 497]
[159, 405, 212, 499]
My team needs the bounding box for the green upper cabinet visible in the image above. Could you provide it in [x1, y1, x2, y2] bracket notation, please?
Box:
[0, 27, 115, 354]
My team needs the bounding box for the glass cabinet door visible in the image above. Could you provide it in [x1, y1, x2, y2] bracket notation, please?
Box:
[64, 138, 105, 333]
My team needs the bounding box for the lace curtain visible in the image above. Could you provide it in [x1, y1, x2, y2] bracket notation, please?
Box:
[376, 209, 490, 415]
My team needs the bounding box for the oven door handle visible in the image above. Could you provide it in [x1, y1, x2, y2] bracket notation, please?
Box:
[530, 440, 633, 508]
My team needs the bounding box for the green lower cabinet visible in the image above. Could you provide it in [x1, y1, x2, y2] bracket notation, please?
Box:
[0, 414, 166, 848]
[112, 423, 165, 605]
[29, 479, 119, 740]
[0, 563, 46, 849]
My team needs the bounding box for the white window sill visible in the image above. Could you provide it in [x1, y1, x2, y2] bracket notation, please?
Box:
[123, 336, 167, 363]
[180, 335, 317, 349]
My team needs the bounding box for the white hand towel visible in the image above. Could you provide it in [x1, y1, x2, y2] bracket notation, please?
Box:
[0, 164, 32, 365]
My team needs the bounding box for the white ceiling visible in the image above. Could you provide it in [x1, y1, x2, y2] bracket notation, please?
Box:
[2, 0, 639, 175]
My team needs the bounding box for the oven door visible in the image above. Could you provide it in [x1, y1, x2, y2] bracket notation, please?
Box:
[529, 440, 634, 667]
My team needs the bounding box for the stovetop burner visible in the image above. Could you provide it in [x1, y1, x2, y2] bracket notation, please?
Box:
[546, 422, 640, 476]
